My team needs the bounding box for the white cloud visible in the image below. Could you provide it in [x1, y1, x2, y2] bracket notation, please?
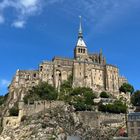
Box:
[20, 0, 38, 8]
[0, 79, 10, 87]
[0, 0, 43, 28]
[0, 15, 4, 24]
[0, 0, 140, 29]
[12, 20, 25, 28]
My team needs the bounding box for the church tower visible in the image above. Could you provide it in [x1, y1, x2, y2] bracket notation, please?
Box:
[74, 17, 88, 60]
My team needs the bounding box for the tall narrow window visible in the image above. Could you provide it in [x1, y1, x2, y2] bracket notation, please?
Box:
[78, 48, 80, 53]
[83, 49, 85, 53]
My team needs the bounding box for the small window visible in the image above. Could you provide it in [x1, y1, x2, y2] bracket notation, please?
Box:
[131, 129, 134, 135]
[40, 66, 43, 71]
[138, 129, 140, 135]
[83, 49, 85, 53]
[78, 48, 80, 53]
[130, 122, 134, 127]
[33, 73, 36, 78]
[137, 121, 140, 127]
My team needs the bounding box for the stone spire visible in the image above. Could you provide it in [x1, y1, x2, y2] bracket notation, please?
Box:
[77, 16, 86, 47]
[78, 16, 83, 39]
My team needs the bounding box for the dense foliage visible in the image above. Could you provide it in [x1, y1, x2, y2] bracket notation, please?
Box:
[131, 90, 140, 106]
[23, 82, 58, 104]
[69, 87, 96, 111]
[0, 93, 9, 106]
[119, 83, 134, 94]
[98, 100, 127, 114]
[100, 92, 109, 98]
[59, 74, 73, 101]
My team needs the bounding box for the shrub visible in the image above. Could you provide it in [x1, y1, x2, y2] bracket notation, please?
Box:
[23, 82, 58, 104]
[9, 106, 19, 116]
[98, 100, 127, 114]
[21, 115, 27, 122]
[119, 83, 134, 94]
[42, 123, 47, 129]
[100, 92, 109, 98]
[131, 90, 140, 106]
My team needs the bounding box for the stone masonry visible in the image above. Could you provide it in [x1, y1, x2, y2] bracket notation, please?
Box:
[8, 18, 127, 104]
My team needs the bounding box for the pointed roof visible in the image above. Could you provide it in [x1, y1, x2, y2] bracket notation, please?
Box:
[76, 16, 87, 47]
[78, 16, 83, 39]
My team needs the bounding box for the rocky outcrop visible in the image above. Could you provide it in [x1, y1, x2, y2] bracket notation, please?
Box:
[0, 105, 122, 140]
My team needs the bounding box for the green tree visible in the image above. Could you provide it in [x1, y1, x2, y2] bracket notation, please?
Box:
[119, 83, 134, 94]
[100, 91, 110, 98]
[59, 74, 73, 101]
[70, 87, 96, 111]
[23, 82, 58, 104]
[131, 90, 140, 106]
[0, 93, 9, 106]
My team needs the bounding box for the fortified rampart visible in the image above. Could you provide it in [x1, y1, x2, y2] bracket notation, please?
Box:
[2, 100, 125, 129]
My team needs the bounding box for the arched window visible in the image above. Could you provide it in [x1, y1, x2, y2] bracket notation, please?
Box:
[78, 48, 80, 53]
[40, 66, 43, 71]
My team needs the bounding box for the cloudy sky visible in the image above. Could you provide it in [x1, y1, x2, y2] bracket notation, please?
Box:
[0, 0, 140, 95]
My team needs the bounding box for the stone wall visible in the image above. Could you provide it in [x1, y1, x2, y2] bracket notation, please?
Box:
[77, 111, 125, 128]
[2, 101, 65, 128]
[19, 100, 65, 117]
[3, 116, 20, 128]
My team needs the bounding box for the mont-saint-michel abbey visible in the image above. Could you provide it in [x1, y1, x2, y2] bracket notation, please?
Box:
[9, 19, 127, 101]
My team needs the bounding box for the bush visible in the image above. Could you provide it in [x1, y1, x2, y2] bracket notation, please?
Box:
[0, 93, 9, 106]
[119, 83, 134, 94]
[21, 115, 27, 122]
[100, 92, 109, 98]
[42, 123, 47, 129]
[131, 90, 140, 106]
[98, 100, 127, 114]
[69, 87, 96, 111]
[23, 82, 58, 104]
[9, 105, 19, 116]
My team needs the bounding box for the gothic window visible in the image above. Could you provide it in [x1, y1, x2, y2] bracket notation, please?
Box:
[83, 49, 85, 53]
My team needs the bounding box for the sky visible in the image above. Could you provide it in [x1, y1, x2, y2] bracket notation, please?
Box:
[0, 0, 140, 95]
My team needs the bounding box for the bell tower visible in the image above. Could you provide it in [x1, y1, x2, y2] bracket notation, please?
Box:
[74, 16, 88, 60]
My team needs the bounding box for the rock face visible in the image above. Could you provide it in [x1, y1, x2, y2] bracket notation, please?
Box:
[0, 105, 121, 140]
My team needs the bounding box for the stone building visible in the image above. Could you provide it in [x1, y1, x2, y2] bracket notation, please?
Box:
[8, 18, 127, 102]
[127, 112, 140, 139]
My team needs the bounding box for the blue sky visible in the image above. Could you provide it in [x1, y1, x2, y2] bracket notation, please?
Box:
[0, 0, 140, 95]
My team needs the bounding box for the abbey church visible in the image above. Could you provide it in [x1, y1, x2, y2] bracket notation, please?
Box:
[9, 19, 127, 101]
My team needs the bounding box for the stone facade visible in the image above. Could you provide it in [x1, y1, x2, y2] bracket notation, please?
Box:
[8, 19, 127, 103]
[127, 112, 140, 139]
